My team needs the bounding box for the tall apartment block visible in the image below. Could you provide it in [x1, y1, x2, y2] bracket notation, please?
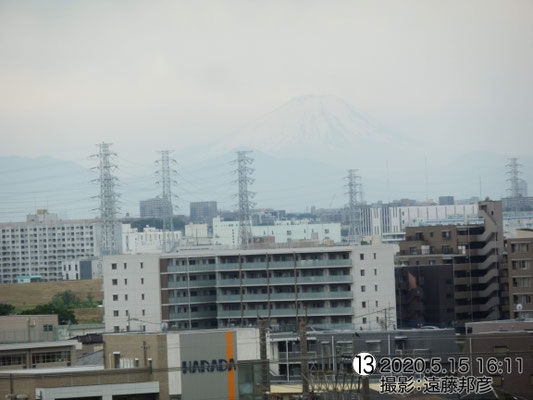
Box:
[139, 197, 173, 219]
[103, 245, 397, 333]
[0, 210, 103, 284]
[502, 229, 533, 319]
[189, 201, 218, 224]
[395, 201, 504, 328]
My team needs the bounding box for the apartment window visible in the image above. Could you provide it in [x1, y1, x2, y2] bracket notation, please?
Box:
[125, 294, 128, 301]
[361, 285, 366, 292]
[43, 324, 53, 332]
[141, 293, 145, 300]
[124, 278, 128, 285]
[429, 260, 436, 265]
[142, 309, 145, 316]
[112, 263, 117, 270]
[362, 301, 366, 308]
[409, 247, 417, 255]
[442, 231, 451, 239]
[513, 278, 532, 288]
[360, 269, 365, 277]
[140, 262, 144, 269]
[362, 317, 367, 324]
[125, 310, 129, 316]
[112, 294, 118, 301]
[375, 284, 378, 291]
[374, 268, 377, 275]
[141, 278, 144, 284]
[360, 254, 364, 260]
[373, 253, 376, 260]
[112, 279, 118, 286]
[375, 301, 379, 307]
[512, 260, 531, 270]
[113, 310, 119, 317]
[124, 263, 127, 269]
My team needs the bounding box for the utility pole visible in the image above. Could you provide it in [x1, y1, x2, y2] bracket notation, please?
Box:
[299, 319, 310, 397]
[259, 319, 269, 400]
[91, 142, 120, 256]
[156, 150, 177, 252]
[345, 169, 362, 243]
[234, 151, 255, 248]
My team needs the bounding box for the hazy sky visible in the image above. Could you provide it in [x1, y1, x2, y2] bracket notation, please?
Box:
[1, 0, 532, 162]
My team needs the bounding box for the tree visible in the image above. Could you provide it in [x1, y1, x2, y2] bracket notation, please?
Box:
[0, 303, 15, 316]
[51, 290, 82, 308]
[20, 303, 77, 325]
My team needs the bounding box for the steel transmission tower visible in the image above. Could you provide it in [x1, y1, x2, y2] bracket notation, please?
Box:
[506, 157, 522, 214]
[345, 169, 362, 243]
[91, 142, 120, 256]
[155, 150, 177, 252]
[234, 151, 255, 248]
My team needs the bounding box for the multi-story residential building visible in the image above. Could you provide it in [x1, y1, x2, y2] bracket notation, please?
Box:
[139, 196, 173, 219]
[0, 210, 107, 284]
[189, 201, 218, 224]
[61, 258, 103, 281]
[503, 229, 533, 319]
[395, 200, 504, 328]
[212, 217, 341, 248]
[103, 245, 397, 333]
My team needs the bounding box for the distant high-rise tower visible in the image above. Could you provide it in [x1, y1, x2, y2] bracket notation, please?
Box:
[345, 169, 362, 243]
[190, 201, 218, 224]
[156, 150, 177, 252]
[235, 151, 255, 248]
[506, 157, 523, 213]
[92, 142, 120, 255]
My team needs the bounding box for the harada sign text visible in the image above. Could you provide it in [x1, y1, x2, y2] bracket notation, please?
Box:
[182, 358, 236, 374]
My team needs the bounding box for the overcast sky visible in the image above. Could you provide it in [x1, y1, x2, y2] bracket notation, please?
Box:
[1, 0, 532, 163]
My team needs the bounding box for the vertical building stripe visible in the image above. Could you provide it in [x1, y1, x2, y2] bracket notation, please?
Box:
[226, 331, 235, 400]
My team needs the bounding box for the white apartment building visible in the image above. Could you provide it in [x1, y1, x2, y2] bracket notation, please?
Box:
[103, 244, 397, 333]
[121, 224, 182, 254]
[360, 203, 479, 239]
[0, 210, 105, 284]
[212, 217, 341, 248]
[61, 258, 103, 281]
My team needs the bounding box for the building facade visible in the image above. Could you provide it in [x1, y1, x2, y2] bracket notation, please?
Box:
[189, 201, 218, 224]
[139, 197, 173, 219]
[396, 201, 504, 328]
[212, 218, 341, 248]
[103, 245, 397, 333]
[0, 210, 105, 284]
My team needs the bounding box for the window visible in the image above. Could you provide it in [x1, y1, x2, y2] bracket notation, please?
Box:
[362, 301, 366, 308]
[111, 263, 117, 270]
[113, 294, 118, 301]
[141, 293, 145, 300]
[360, 269, 365, 277]
[375, 284, 378, 291]
[374, 268, 377, 276]
[362, 317, 367, 324]
[32, 351, 71, 365]
[409, 247, 417, 255]
[125, 294, 128, 301]
[141, 278, 144, 284]
[125, 310, 129, 316]
[140, 262, 144, 269]
[442, 231, 451, 239]
[43, 324, 53, 332]
[114, 326, 120, 333]
[124, 278, 128, 285]
[360, 254, 364, 260]
[361, 285, 366, 292]
[124, 263, 127, 269]
[512, 260, 531, 270]
[373, 253, 376, 260]
[112, 279, 118, 286]
[113, 310, 119, 316]
[375, 301, 379, 307]
[142, 309, 145, 316]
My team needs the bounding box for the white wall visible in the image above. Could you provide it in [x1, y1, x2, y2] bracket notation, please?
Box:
[122, 224, 182, 254]
[351, 243, 397, 331]
[103, 254, 162, 333]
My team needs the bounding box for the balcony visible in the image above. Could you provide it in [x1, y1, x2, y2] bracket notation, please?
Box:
[168, 311, 217, 320]
[167, 295, 216, 304]
[217, 307, 353, 319]
[216, 291, 352, 303]
[216, 275, 352, 287]
[167, 280, 217, 288]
